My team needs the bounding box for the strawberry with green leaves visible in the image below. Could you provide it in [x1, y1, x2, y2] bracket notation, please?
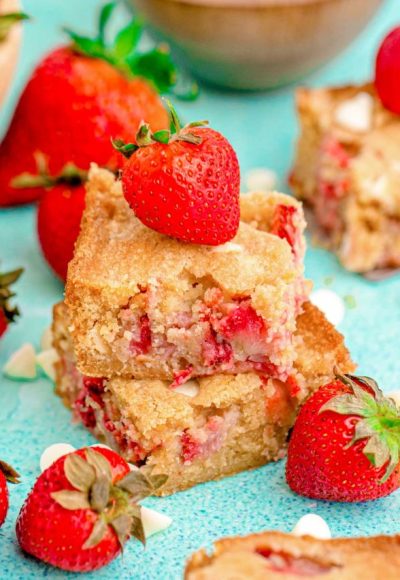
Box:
[286, 372, 400, 502]
[0, 460, 20, 526]
[16, 446, 167, 572]
[0, 2, 196, 207]
[0, 266, 23, 338]
[114, 103, 241, 245]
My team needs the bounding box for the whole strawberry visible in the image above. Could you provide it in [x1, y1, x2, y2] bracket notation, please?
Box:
[0, 460, 20, 526]
[286, 373, 400, 502]
[16, 446, 167, 572]
[0, 267, 23, 338]
[375, 26, 400, 115]
[114, 104, 240, 245]
[0, 3, 182, 207]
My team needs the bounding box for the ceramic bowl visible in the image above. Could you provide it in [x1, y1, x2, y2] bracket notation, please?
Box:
[0, 0, 22, 107]
[128, 0, 383, 90]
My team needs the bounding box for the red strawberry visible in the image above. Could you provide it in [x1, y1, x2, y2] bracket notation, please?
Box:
[0, 5, 178, 207]
[33, 162, 87, 280]
[16, 446, 167, 572]
[286, 373, 400, 502]
[0, 460, 20, 526]
[0, 267, 23, 338]
[114, 104, 240, 245]
[375, 26, 400, 115]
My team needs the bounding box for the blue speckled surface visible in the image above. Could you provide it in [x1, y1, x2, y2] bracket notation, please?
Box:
[1, 1, 400, 578]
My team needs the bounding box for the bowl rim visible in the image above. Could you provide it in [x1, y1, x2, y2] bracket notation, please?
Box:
[152, 0, 369, 8]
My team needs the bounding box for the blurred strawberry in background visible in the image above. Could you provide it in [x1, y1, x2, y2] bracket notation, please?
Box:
[0, 1, 197, 207]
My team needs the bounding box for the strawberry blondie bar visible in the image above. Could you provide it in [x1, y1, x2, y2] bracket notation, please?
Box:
[66, 166, 309, 383]
[185, 530, 400, 579]
[53, 301, 354, 496]
[290, 83, 400, 273]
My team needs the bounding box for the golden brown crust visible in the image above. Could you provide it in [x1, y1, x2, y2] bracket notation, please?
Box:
[185, 530, 400, 579]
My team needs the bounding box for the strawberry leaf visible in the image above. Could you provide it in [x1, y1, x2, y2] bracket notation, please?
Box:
[0, 269, 23, 289]
[129, 504, 146, 545]
[51, 490, 91, 510]
[149, 473, 169, 490]
[113, 19, 143, 62]
[0, 460, 20, 484]
[152, 130, 170, 144]
[90, 475, 110, 512]
[64, 453, 96, 492]
[66, 30, 107, 61]
[116, 470, 152, 502]
[111, 138, 138, 159]
[110, 513, 132, 548]
[83, 517, 108, 549]
[127, 47, 177, 94]
[98, 1, 115, 43]
[85, 448, 112, 482]
[0, 12, 29, 42]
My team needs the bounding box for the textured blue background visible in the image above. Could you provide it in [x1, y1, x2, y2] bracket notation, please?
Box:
[0, 0, 399, 578]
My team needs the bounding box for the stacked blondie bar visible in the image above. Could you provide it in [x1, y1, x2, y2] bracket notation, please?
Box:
[53, 166, 353, 495]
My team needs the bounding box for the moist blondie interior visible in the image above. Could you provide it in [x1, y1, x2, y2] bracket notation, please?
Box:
[66, 166, 310, 383]
[185, 530, 400, 579]
[53, 301, 354, 496]
[291, 83, 400, 273]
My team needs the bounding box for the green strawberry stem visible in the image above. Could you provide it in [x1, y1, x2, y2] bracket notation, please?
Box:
[0, 13, 29, 42]
[0, 459, 20, 484]
[11, 153, 87, 189]
[64, 1, 198, 101]
[0, 266, 23, 324]
[320, 372, 400, 483]
[51, 448, 167, 548]
[112, 99, 208, 159]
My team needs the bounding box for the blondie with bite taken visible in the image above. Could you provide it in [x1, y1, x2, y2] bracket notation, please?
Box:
[53, 300, 354, 496]
[65, 166, 310, 384]
[185, 530, 400, 579]
[290, 82, 400, 274]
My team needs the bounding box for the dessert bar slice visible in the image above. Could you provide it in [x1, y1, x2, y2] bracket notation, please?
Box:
[66, 166, 309, 382]
[290, 83, 400, 273]
[185, 530, 400, 579]
[53, 301, 354, 496]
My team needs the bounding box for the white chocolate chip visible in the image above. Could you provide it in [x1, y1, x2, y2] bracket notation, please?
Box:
[292, 514, 332, 540]
[36, 348, 59, 381]
[334, 92, 374, 133]
[40, 443, 76, 472]
[212, 242, 243, 253]
[141, 506, 172, 539]
[174, 379, 200, 398]
[245, 167, 278, 192]
[310, 289, 345, 327]
[3, 343, 37, 380]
